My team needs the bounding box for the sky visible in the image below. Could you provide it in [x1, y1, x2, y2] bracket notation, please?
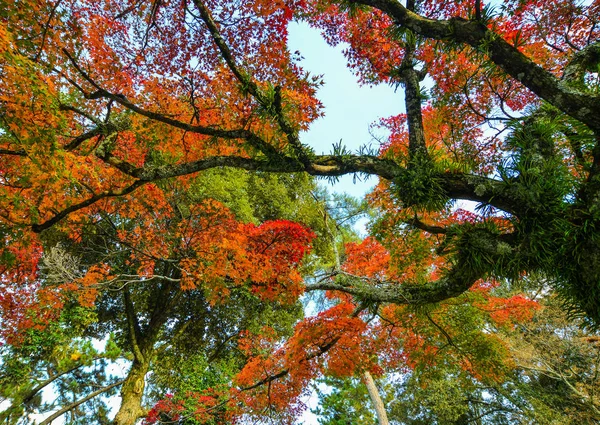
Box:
[0, 19, 405, 425]
[286, 21, 401, 424]
[287, 22, 403, 198]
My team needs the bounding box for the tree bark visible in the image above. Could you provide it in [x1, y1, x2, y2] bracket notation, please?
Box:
[362, 371, 390, 425]
[402, 0, 429, 163]
[112, 280, 181, 424]
[351, 0, 600, 133]
[112, 360, 149, 425]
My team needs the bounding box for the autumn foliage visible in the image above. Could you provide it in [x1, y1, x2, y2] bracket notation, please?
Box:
[2, 0, 600, 423]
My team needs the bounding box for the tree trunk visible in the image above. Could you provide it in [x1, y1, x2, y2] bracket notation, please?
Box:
[113, 360, 149, 425]
[362, 371, 390, 425]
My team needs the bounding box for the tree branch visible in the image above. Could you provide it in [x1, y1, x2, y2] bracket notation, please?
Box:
[192, 0, 311, 164]
[63, 123, 118, 151]
[124, 288, 145, 364]
[0, 148, 27, 156]
[61, 48, 272, 145]
[38, 379, 124, 425]
[31, 179, 146, 233]
[306, 227, 514, 305]
[406, 216, 447, 234]
[399, 0, 429, 162]
[351, 0, 600, 132]
[22, 361, 91, 406]
[563, 40, 600, 86]
[31, 149, 523, 232]
[240, 305, 366, 392]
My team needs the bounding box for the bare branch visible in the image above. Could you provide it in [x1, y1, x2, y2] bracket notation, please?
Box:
[38, 379, 124, 425]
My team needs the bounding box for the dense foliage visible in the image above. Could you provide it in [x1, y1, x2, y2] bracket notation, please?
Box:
[1, 0, 600, 423]
[314, 295, 600, 424]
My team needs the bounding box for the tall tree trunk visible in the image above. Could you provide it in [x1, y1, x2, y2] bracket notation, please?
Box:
[321, 191, 390, 425]
[362, 371, 390, 425]
[112, 281, 181, 424]
[113, 359, 150, 425]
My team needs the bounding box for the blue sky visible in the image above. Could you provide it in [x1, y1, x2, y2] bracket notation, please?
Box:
[287, 22, 402, 198]
[287, 21, 401, 423]
[0, 20, 405, 425]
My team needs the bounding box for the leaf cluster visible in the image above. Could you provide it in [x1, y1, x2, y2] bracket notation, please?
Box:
[391, 158, 450, 211]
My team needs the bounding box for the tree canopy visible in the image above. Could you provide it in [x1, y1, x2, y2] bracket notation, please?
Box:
[1, 0, 600, 423]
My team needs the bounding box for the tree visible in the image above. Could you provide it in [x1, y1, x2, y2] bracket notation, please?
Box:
[0, 169, 327, 424]
[2, 0, 600, 423]
[314, 292, 600, 425]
